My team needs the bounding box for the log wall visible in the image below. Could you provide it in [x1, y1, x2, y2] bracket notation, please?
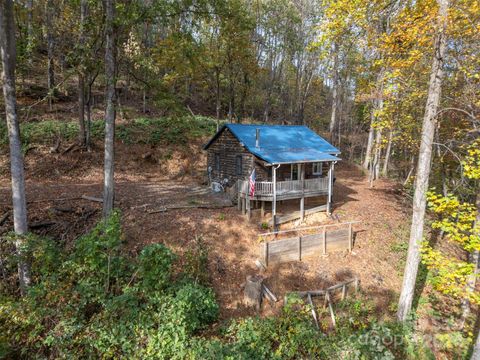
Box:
[206, 128, 269, 185]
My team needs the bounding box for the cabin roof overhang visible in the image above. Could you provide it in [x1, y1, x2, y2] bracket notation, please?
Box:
[203, 123, 341, 165]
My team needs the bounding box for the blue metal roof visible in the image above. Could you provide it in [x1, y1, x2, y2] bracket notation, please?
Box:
[204, 124, 341, 165]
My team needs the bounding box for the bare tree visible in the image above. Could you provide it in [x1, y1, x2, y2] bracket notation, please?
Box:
[45, 0, 55, 110]
[461, 192, 480, 322]
[26, 0, 34, 67]
[77, 0, 88, 146]
[397, 0, 450, 321]
[329, 43, 339, 142]
[382, 128, 394, 177]
[0, 0, 31, 294]
[363, 114, 375, 170]
[102, 0, 116, 218]
[472, 327, 480, 360]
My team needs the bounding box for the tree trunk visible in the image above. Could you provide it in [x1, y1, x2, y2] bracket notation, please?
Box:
[215, 68, 221, 130]
[239, 72, 249, 121]
[403, 154, 415, 186]
[78, 75, 86, 145]
[472, 328, 480, 360]
[369, 128, 382, 187]
[461, 192, 480, 323]
[26, 0, 33, 67]
[0, 0, 31, 294]
[244, 275, 263, 311]
[363, 109, 375, 170]
[228, 76, 235, 121]
[77, 0, 87, 145]
[397, 0, 449, 322]
[382, 129, 394, 177]
[45, 0, 55, 111]
[263, 55, 279, 123]
[103, 0, 116, 218]
[329, 43, 339, 142]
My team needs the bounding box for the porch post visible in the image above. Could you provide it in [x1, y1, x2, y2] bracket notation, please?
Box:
[272, 165, 277, 230]
[327, 162, 334, 214]
[300, 163, 305, 221]
[237, 180, 242, 211]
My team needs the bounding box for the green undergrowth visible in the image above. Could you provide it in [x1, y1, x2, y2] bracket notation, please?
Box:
[0, 212, 434, 359]
[0, 115, 220, 149]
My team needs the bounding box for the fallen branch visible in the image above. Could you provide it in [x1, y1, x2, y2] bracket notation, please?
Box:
[262, 284, 278, 303]
[168, 204, 233, 209]
[50, 206, 75, 213]
[147, 207, 167, 214]
[30, 221, 57, 229]
[81, 195, 103, 203]
[0, 196, 84, 205]
[24, 145, 37, 156]
[0, 212, 9, 226]
[49, 137, 61, 153]
[62, 143, 76, 154]
[147, 203, 233, 214]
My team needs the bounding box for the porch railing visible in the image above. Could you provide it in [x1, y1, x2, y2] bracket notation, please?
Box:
[238, 177, 329, 197]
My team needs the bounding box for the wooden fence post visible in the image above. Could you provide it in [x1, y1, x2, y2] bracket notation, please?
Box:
[341, 284, 346, 300]
[326, 292, 336, 327]
[307, 293, 319, 330]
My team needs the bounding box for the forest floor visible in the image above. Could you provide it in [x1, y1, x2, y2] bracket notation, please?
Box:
[0, 141, 412, 322]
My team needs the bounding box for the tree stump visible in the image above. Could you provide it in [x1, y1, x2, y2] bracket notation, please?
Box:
[244, 275, 263, 311]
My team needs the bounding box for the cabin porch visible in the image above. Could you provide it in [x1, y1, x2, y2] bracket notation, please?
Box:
[237, 161, 336, 229]
[237, 177, 330, 201]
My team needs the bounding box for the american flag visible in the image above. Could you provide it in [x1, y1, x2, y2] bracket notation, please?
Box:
[248, 169, 256, 197]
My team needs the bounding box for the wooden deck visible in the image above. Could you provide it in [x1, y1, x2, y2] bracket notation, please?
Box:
[237, 177, 329, 201]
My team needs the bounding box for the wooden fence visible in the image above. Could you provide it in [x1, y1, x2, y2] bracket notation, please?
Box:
[286, 278, 360, 329]
[259, 222, 358, 266]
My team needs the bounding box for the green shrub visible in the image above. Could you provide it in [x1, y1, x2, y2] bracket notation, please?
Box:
[137, 243, 176, 292]
[183, 235, 210, 285]
[0, 211, 221, 359]
[175, 282, 219, 333]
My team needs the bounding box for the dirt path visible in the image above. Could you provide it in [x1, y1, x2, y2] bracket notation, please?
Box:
[0, 161, 411, 321]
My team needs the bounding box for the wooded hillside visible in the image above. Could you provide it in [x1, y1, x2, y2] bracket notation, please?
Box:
[1, 0, 479, 359]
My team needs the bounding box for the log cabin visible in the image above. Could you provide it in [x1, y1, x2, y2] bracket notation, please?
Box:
[203, 124, 341, 227]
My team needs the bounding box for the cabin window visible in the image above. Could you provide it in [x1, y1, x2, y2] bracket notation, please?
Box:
[235, 155, 242, 175]
[214, 153, 221, 172]
[312, 162, 323, 175]
[290, 164, 298, 180]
